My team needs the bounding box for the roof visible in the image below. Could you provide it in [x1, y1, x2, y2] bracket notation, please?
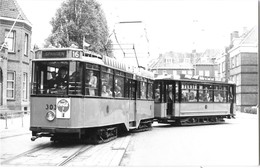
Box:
[239, 26, 258, 46]
[0, 0, 31, 26]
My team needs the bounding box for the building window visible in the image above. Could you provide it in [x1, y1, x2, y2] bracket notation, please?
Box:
[222, 62, 225, 72]
[214, 70, 219, 77]
[173, 70, 177, 76]
[236, 55, 239, 67]
[199, 70, 203, 76]
[23, 73, 28, 100]
[205, 70, 210, 77]
[24, 33, 29, 56]
[5, 30, 16, 52]
[163, 70, 167, 75]
[184, 58, 190, 63]
[188, 70, 192, 75]
[181, 70, 186, 74]
[231, 57, 235, 68]
[7, 71, 15, 99]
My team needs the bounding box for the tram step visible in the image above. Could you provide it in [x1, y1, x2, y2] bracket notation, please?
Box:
[129, 126, 137, 130]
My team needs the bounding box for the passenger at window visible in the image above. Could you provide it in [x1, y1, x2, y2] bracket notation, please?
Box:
[86, 70, 97, 96]
[48, 71, 57, 88]
[203, 92, 210, 102]
[70, 71, 80, 82]
[101, 85, 109, 97]
[55, 67, 68, 89]
[115, 85, 122, 97]
[218, 93, 223, 102]
[106, 86, 112, 97]
[155, 89, 160, 101]
[182, 92, 188, 102]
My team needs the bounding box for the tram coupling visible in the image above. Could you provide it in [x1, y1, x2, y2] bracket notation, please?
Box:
[31, 132, 53, 141]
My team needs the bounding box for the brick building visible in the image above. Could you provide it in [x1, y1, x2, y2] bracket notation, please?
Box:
[228, 26, 258, 111]
[149, 49, 220, 79]
[0, 0, 32, 112]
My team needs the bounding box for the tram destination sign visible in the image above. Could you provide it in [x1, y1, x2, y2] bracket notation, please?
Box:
[42, 51, 67, 58]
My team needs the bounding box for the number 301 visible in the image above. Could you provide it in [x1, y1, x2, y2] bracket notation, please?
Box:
[46, 104, 56, 110]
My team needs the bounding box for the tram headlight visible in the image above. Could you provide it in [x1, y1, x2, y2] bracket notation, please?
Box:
[46, 111, 56, 121]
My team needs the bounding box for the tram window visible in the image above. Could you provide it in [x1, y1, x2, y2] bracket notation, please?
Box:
[175, 83, 179, 102]
[101, 71, 113, 97]
[114, 75, 124, 98]
[130, 80, 136, 100]
[34, 61, 69, 95]
[154, 82, 161, 102]
[181, 83, 197, 102]
[68, 62, 83, 95]
[214, 85, 224, 102]
[147, 82, 153, 100]
[137, 81, 141, 99]
[166, 84, 173, 102]
[197, 85, 213, 102]
[181, 90, 189, 102]
[140, 80, 147, 99]
[125, 78, 131, 98]
[85, 66, 99, 96]
[229, 86, 234, 102]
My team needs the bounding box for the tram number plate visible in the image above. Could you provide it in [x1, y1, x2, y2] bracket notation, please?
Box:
[46, 104, 56, 110]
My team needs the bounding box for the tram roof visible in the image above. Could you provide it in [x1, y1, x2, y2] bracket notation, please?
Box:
[155, 74, 235, 85]
[34, 47, 154, 80]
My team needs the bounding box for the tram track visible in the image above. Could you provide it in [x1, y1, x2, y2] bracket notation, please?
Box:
[1, 142, 94, 166]
[1, 143, 51, 165]
[1, 135, 131, 166]
[57, 145, 94, 166]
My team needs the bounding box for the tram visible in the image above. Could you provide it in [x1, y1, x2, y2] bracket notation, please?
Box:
[30, 48, 154, 143]
[154, 75, 236, 125]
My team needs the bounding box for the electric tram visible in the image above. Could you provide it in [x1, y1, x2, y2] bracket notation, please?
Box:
[154, 75, 236, 125]
[30, 48, 154, 143]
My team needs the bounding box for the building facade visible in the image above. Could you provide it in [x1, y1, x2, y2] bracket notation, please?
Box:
[149, 50, 220, 79]
[228, 26, 258, 112]
[0, 0, 32, 112]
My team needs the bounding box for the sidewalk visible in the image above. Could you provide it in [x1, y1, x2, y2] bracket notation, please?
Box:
[0, 114, 30, 139]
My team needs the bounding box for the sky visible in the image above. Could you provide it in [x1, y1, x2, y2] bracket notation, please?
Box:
[17, 0, 257, 60]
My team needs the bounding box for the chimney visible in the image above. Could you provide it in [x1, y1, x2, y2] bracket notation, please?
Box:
[230, 31, 239, 47]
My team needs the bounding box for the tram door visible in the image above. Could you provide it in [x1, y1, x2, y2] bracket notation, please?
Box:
[132, 80, 137, 124]
[165, 82, 174, 116]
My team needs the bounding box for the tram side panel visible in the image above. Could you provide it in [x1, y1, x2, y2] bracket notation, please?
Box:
[93, 98, 131, 130]
[135, 100, 154, 127]
[30, 97, 132, 132]
[178, 103, 230, 117]
[154, 103, 166, 118]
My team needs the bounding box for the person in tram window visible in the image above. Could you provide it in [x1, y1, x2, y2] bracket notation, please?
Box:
[87, 70, 97, 96]
[203, 92, 210, 102]
[55, 67, 68, 89]
[155, 88, 160, 102]
[114, 85, 122, 97]
[48, 71, 57, 89]
[106, 86, 112, 97]
[101, 85, 109, 97]
[218, 93, 223, 102]
[70, 71, 80, 82]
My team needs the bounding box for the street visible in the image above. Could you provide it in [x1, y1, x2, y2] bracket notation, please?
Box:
[0, 112, 258, 167]
[121, 112, 259, 167]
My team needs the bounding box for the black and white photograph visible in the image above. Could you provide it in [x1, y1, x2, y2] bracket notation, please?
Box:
[0, 0, 258, 167]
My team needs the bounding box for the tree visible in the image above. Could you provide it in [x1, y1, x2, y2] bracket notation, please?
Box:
[45, 0, 113, 56]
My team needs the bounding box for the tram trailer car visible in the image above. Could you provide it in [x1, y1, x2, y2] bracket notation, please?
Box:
[30, 48, 154, 143]
[154, 77, 236, 125]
